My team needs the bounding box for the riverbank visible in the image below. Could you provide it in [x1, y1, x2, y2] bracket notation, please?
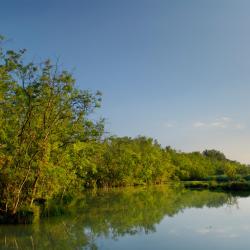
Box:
[2, 179, 250, 225]
[183, 180, 250, 192]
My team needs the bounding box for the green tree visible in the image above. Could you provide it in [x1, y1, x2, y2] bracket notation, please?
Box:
[0, 43, 103, 215]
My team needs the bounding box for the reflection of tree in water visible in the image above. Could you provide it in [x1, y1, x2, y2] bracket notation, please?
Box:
[0, 185, 239, 249]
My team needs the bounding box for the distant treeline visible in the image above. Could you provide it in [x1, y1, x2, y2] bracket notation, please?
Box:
[0, 37, 249, 218]
[74, 137, 250, 188]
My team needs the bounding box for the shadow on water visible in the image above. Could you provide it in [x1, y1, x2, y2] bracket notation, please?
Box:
[0, 185, 245, 249]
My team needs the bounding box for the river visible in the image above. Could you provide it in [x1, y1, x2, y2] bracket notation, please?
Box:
[0, 185, 249, 249]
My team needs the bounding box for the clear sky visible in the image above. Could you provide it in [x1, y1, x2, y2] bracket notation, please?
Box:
[1, 0, 250, 163]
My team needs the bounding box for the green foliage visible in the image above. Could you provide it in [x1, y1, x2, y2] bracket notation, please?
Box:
[91, 136, 176, 187]
[203, 149, 226, 161]
[167, 148, 249, 181]
[0, 44, 103, 215]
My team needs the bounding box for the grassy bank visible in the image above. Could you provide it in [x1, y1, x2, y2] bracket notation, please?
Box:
[183, 180, 250, 192]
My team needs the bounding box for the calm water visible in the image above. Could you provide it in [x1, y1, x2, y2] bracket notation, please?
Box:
[1, 185, 250, 249]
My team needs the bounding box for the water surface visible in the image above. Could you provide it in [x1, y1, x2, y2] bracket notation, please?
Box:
[1, 185, 250, 249]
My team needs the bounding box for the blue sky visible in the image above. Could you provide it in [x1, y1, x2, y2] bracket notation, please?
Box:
[1, 0, 250, 163]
